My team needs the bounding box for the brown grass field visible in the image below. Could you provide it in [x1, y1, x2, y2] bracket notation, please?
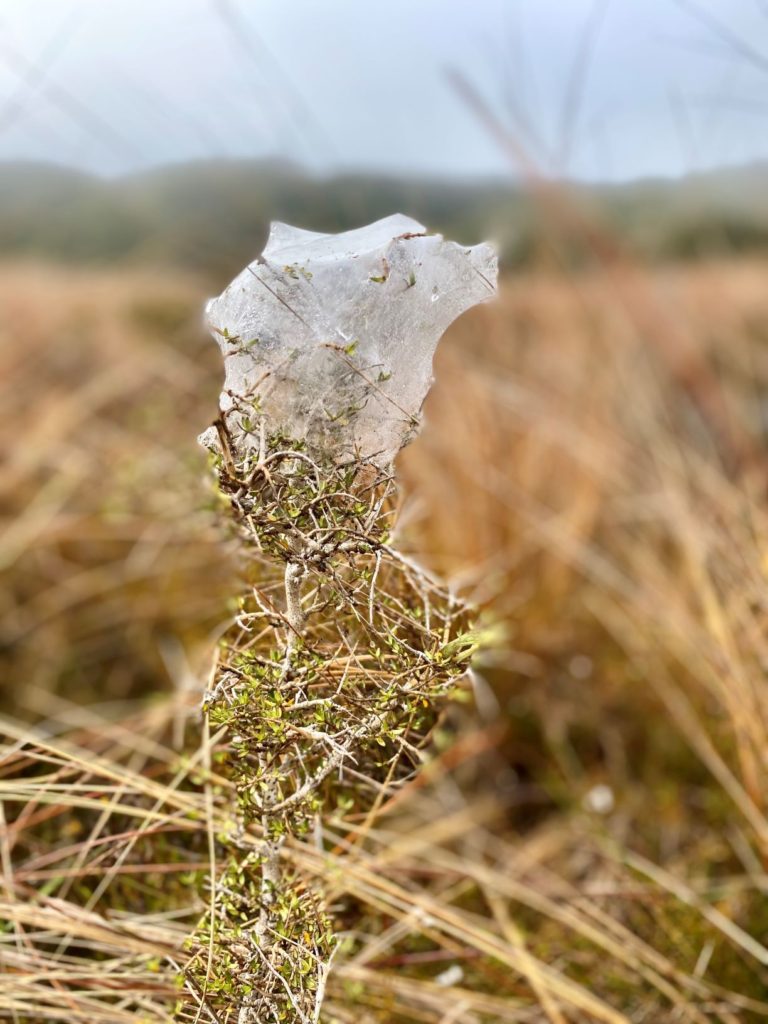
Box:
[2, 255, 768, 1021]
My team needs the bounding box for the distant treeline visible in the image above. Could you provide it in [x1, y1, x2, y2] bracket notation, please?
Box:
[1, 159, 767, 279]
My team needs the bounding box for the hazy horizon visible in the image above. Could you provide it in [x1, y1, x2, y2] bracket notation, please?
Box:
[5, 149, 768, 190]
[2, 0, 768, 185]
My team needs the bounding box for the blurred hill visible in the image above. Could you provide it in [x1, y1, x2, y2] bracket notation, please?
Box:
[1, 158, 767, 278]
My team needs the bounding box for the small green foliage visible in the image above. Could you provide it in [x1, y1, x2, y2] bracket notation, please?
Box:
[183, 425, 473, 1020]
[369, 258, 390, 283]
[283, 264, 313, 282]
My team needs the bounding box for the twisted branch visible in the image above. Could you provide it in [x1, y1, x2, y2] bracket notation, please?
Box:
[181, 419, 476, 1022]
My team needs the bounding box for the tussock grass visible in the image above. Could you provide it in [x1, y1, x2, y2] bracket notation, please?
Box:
[2, 258, 768, 1020]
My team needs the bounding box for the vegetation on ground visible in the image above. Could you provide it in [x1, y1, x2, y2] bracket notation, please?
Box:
[2, 255, 768, 1020]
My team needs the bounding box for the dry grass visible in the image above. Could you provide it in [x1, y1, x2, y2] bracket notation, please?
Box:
[0, 264, 234, 713]
[2, 256, 768, 1021]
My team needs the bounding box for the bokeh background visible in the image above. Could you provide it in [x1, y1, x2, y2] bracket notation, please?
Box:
[4, 2, 768, 1021]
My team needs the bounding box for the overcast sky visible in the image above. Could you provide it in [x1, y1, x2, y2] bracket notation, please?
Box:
[1, 0, 768, 181]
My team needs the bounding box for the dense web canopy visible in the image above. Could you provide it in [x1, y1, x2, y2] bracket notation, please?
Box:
[201, 215, 498, 465]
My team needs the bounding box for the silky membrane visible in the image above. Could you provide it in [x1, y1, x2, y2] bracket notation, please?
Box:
[201, 214, 497, 466]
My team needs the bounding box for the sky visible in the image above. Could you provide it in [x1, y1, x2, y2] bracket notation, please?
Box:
[1, 0, 768, 182]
